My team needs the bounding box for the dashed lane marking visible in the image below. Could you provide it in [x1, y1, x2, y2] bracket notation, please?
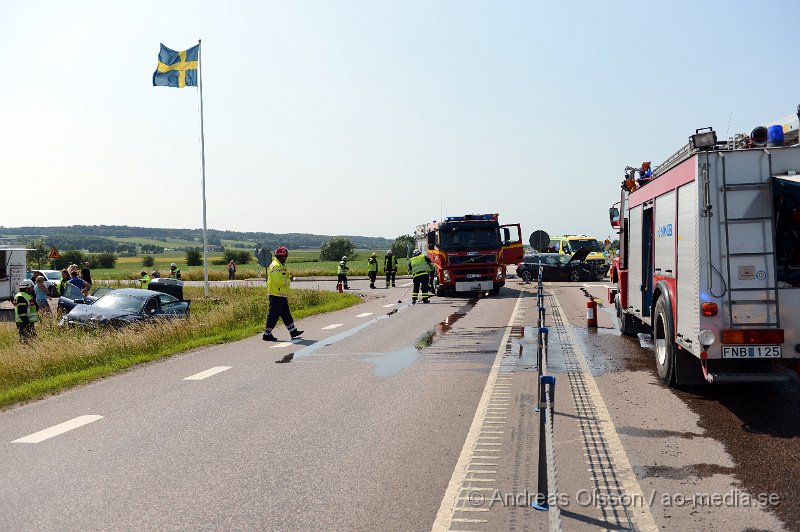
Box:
[12, 415, 103, 443]
[355, 312, 373, 317]
[270, 341, 301, 348]
[321, 324, 343, 330]
[184, 366, 232, 381]
[432, 291, 524, 532]
[382, 303, 397, 308]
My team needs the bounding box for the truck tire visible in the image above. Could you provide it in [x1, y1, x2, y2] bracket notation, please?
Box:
[436, 285, 446, 297]
[653, 296, 677, 386]
[490, 287, 501, 296]
[616, 294, 639, 337]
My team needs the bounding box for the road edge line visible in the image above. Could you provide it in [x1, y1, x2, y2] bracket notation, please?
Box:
[432, 291, 524, 531]
[550, 293, 660, 532]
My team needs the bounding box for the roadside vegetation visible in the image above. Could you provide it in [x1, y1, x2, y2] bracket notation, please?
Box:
[0, 286, 360, 409]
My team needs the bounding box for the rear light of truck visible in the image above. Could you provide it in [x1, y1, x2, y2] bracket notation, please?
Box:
[701, 302, 718, 316]
[721, 329, 784, 344]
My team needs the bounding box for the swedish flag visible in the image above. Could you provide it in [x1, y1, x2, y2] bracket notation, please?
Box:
[153, 44, 199, 88]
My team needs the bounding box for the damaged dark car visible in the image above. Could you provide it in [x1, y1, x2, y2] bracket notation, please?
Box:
[60, 288, 190, 327]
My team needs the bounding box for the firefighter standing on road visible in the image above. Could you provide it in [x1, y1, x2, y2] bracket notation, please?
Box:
[367, 253, 378, 289]
[14, 280, 39, 342]
[140, 271, 151, 289]
[409, 249, 433, 304]
[384, 249, 398, 288]
[263, 246, 304, 342]
[337, 256, 350, 290]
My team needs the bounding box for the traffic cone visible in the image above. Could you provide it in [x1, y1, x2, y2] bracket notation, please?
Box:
[586, 298, 598, 328]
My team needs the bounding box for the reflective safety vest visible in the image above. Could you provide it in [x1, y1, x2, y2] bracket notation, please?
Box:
[368, 257, 378, 272]
[169, 269, 177, 279]
[140, 274, 151, 288]
[267, 258, 290, 297]
[15, 291, 39, 324]
[384, 255, 398, 272]
[337, 262, 348, 275]
[410, 254, 431, 277]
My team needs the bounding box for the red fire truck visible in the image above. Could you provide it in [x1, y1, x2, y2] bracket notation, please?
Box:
[609, 125, 800, 386]
[414, 214, 523, 296]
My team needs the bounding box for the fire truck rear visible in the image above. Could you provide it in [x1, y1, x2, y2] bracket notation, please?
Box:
[610, 120, 800, 386]
[414, 214, 522, 296]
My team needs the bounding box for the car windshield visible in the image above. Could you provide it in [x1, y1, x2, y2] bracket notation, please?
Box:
[567, 239, 603, 252]
[92, 294, 145, 313]
[45, 271, 61, 281]
[438, 223, 502, 251]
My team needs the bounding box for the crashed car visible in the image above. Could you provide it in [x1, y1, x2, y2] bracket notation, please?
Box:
[57, 283, 115, 314]
[516, 248, 595, 283]
[60, 288, 190, 327]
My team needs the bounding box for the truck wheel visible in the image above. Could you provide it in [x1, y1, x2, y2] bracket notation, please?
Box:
[616, 294, 638, 337]
[436, 285, 446, 297]
[490, 287, 501, 296]
[653, 296, 677, 386]
[520, 270, 532, 282]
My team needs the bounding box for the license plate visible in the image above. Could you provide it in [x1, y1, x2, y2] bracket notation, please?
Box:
[456, 281, 493, 292]
[721, 345, 782, 358]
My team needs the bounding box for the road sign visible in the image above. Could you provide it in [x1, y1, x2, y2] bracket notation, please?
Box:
[529, 230, 550, 252]
[256, 248, 272, 268]
[48, 246, 60, 259]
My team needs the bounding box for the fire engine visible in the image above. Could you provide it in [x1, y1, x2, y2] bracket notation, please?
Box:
[609, 119, 800, 386]
[414, 214, 523, 296]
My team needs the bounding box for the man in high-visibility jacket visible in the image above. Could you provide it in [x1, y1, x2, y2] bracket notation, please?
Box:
[14, 280, 39, 342]
[384, 250, 398, 288]
[337, 256, 350, 291]
[263, 246, 304, 342]
[140, 271, 151, 289]
[367, 252, 379, 289]
[409, 249, 433, 304]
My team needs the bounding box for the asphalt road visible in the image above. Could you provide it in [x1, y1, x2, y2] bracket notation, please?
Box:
[2, 275, 800, 530]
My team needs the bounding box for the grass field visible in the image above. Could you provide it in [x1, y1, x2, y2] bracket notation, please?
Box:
[89, 250, 411, 280]
[0, 285, 360, 408]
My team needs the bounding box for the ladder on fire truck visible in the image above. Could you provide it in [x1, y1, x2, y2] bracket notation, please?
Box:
[720, 152, 780, 329]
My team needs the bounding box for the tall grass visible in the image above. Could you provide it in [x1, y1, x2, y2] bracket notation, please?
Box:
[0, 286, 360, 408]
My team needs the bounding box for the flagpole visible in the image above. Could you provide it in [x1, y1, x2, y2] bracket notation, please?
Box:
[198, 38, 209, 297]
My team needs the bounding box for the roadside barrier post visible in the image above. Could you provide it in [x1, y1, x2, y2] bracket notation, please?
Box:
[532, 375, 556, 511]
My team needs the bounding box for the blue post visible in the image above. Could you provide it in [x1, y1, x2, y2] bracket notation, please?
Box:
[532, 375, 556, 511]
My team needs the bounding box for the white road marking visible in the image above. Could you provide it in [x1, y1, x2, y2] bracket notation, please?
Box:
[184, 366, 232, 381]
[433, 292, 524, 531]
[355, 312, 373, 317]
[270, 341, 295, 348]
[321, 324, 343, 330]
[399, 281, 412, 287]
[551, 294, 659, 531]
[13, 415, 103, 443]
[382, 303, 397, 308]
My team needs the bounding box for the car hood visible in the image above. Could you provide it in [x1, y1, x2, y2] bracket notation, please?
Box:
[65, 305, 140, 322]
[568, 247, 592, 264]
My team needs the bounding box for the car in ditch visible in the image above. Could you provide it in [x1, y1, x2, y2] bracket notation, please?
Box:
[60, 288, 190, 327]
[516, 248, 594, 283]
[57, 283, 115, 314]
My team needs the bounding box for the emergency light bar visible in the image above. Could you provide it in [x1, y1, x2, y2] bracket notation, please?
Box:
[444, 214, 497, 222]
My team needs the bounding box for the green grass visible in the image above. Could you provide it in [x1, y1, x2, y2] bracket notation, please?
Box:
[0, 286, 360, 409]
[88, 250, 405, 280]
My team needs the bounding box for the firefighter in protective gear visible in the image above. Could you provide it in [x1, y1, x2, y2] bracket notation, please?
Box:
[384, 249, 398, 287]
[140, 271, 151, 289]
[337, 256, 350, 290]
[169, 262, 181, 279]
[263, 246, 304, 342]
[367, 252, 378, 289]
[409, 249, 433, 304]
[14, 280, 39, 342]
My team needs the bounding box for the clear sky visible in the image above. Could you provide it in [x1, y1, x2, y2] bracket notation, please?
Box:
[2, 0, 799, 242]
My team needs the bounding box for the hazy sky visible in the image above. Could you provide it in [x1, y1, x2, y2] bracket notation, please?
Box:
[3, 1, 799, 242]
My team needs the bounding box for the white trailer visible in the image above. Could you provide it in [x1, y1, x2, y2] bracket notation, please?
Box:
[0, 247, 29, 318]
[611, 133, 800, 385]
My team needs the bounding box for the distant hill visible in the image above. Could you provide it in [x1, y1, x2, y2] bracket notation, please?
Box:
[0, 225, 395, 254]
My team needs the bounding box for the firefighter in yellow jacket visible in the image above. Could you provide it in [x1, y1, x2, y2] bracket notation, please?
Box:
[263, 246, 304, 342]
[14, 280, 39, 342]
[409, 249, 433, 304]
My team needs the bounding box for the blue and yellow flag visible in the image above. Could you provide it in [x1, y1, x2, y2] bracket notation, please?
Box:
[153, 43, 199, 88]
